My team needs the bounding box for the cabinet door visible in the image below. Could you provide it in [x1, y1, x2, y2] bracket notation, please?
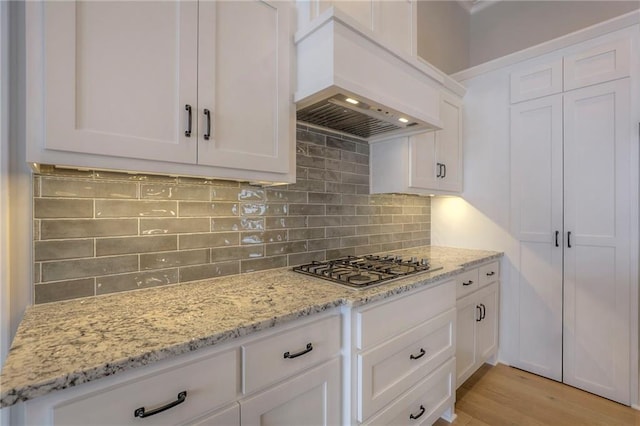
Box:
[198, 1, 292, 174]
[188, 403, 240, 426]
[563, 79, 631, 405]
[476, 283, 499, 362]
[373, 0, 415, 56]
[455, 294, 478, 388]
[509, 95, 563, 381]
[240, 358, 341, 426]
[42, 1, 198, 163]
[409, 132, 438, 190]
[435, 93, 463, 192]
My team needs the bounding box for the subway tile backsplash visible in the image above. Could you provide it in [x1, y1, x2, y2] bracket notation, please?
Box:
[33, 125, 431, 304]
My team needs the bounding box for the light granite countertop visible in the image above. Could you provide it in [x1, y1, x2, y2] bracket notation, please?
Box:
[0, 246, 502, 408]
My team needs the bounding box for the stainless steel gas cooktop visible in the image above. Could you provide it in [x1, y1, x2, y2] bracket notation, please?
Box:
[293, 254, 443, 289]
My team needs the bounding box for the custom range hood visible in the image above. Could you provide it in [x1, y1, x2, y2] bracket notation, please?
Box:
[294, 9, 447, 142]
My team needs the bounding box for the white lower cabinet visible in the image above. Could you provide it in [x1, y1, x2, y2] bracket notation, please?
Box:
[240, 358, 340, 426]
[20, 312, 341, 426]
[455, 263, 500, 388]
[188, 403, 241, 426]
[353, 279, 457, 425]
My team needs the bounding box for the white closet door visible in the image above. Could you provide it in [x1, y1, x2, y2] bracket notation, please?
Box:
[510, 94, 563, 381]
[43, 1, 198, 163]
[198, 0, 292, 174]
[563, 79, 631, 405]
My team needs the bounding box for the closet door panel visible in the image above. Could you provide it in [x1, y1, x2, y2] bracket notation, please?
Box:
[510, 95, 563, 381]
[563, 79, 631, 405]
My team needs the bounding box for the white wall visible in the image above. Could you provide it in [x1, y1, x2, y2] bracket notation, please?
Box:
[416, 0, 470, 74]
[470, 0, 639, 66]
[431, 65, 518, 364]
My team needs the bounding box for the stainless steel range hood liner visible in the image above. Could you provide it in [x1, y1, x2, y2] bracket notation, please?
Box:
[294, 9, 456, 141]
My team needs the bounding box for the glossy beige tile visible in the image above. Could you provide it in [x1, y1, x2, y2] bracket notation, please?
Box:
[34, 279, 96, 304]
[41, 255, 138, 282]
[240, 256, 286, 273]
[96, 235, 177, 256]
[179, 201, 239, 217]
[34, 199, 93, 218]
[140, 218, 210, 235]
[179, 261, 240, 282]
[41, 178, 137, 199]
[141, 184, 210, 201]
[179, 232, 240, 250]
[95, 200, 177, 217]
[35, 239, 94, 261]
[210, 246, 264, 263]
[141, 249, 210, 270]
[41, 219, 138, 239]
[96, 269, 179, 295]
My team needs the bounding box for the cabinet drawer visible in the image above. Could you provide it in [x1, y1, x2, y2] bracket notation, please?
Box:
[242, 314, 341, 394]
[53, 349, 239, 426]
[362, 357, 455, 426]
[456, 269, 478, 299]
[357, 280, 455, 349]
[357, 308, 455, 422]
[478, 261, 500, 288]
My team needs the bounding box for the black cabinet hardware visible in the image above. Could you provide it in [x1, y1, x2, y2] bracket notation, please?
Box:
[185, 105, 192, 137]
[436, 163, 443, 178]
[203, 109, 211, 140]
[442, 163, 447, 178]
[463, 280, 473, 286]
[476, 305, 482, 322]
[567, 231, 572, 248]
[283, 343, 313, 359]
[134, 391, 187, 418]
[480, 303, 486, 321]
[409, 405, 426, 420]
[486, 271, 495, 277]
[555, 231, 559, 247]
[409, 348, 426, 360]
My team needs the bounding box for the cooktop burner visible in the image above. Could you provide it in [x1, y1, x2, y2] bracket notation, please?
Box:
[293, 254, 443, 289]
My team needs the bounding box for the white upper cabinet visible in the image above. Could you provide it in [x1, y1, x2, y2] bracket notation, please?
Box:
[27, 1, 295, 184]
[41, 1, 198, 163]
[297, 0, 416, 56]
[563, 38, 631, 91]
[197, 1, 291, 174]
[371, 91, 463, 195]
[510, 58, 563, 103]
[510, 34, 631, 104]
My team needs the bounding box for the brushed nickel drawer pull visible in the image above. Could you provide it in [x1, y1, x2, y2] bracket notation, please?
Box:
[284, 343, 313, 359]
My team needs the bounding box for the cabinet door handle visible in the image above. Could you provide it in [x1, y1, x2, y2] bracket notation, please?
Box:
[476, 305, 482, 322]
[463, 280, 473, 286]
[442, 163, 447, 178]
[409, 405, 426, 420]
[567, 231, 572, 248]
[283, 343, 313, 359]
[436, 163, 442, 178]
[480, 303, 486, 320]
[409, 348, 426, 360]
[486, 271, 495, 277]
[555, 230, 559, 247]
[203, 109, 211, 140]
[134, 391, 187, 418]
[185, 104, 192, 137]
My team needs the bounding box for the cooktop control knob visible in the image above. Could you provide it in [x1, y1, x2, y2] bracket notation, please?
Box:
[420, 259, 429, 266]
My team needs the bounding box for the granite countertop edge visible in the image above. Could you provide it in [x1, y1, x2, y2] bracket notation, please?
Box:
[0, 246, 503, 408]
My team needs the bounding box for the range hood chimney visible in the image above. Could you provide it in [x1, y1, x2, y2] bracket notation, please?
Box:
[294, 8, 447, 142]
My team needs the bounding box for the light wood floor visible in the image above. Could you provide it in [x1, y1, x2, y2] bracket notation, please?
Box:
[433, 363, 640, 426]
